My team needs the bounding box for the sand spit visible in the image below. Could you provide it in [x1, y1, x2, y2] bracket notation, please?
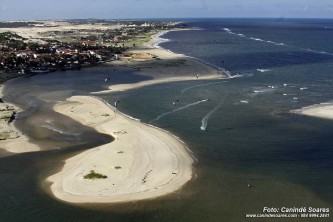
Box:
[48, 96, 193, 203]
[92, 30, 226, 94]
[292, 102, 333, 120]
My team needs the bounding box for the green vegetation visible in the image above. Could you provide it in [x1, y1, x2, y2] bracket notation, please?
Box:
[0, 32, 24, 42]
[0, 22, 40, 28]
[83, 170, 108, 179]
[0, 32, 26, 50]
[123, 31, 155, 48]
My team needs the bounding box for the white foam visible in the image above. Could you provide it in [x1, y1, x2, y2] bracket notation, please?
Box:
[250, 37, 264, 42]
[223, 27, 288, 48]
[223, 28, 231, 32]
[256, 69, 271, 73]
[153, 33, 171, 49]
[223, 27, 333, 57]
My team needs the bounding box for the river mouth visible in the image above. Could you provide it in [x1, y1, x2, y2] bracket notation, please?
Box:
[0, 63, 199, 219]
[2, 65, 153, 150]
[1, 19, 333, 221]
[1, 71, 332, 221]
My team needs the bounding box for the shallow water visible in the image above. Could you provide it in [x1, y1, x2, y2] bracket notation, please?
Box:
[0, 19, 333, 221]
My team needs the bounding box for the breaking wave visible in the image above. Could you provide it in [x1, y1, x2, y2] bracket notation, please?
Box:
[256, 69, 272, 73]
[153, 31, 171, 48]
[223, 27, 286, 46]
[223, 27, 333, 56]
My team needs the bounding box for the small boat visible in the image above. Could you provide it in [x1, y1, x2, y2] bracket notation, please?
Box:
[172, 99, 180, 105]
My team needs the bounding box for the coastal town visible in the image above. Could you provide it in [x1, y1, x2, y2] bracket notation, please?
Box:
[0, 20, 181, 142]
[0, 20, 179, 82]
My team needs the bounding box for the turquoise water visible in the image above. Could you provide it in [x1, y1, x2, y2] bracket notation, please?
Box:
[0, 19, 333, 221]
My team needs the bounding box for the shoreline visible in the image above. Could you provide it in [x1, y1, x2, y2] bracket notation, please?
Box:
[47, 29, 224, 204]
[92, 28, 228, 94]
[47, 95, 194, 203]
[0, 85, 40, 154]
[2, 28, 228, 203]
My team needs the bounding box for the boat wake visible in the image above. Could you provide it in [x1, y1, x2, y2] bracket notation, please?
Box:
[150, 99, 209, 122]
[200, 99, 224, 131]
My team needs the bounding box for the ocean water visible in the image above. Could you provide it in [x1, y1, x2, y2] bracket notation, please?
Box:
[109, 19, 333, 220]
[1, 19, 333, 222]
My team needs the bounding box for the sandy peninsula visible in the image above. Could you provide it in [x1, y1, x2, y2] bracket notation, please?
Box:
[48, 30, 228, 203]
[93, 30, 226, 94]
[292, 102, 333, 120]
[1, 27, 227, 202]
[48, 96, 193, 203]
[47, 30, 228, 203]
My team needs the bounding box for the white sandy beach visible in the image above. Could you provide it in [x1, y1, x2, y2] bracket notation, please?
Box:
[94, 74, 225, 94]
[47, 30, 228, 203]
[0, 28, 227, 202]
[93, 30, 225, 94]
[48, 96, 193, 203]
[292, 102, 333, 120]
[0, 128, 40, 153]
